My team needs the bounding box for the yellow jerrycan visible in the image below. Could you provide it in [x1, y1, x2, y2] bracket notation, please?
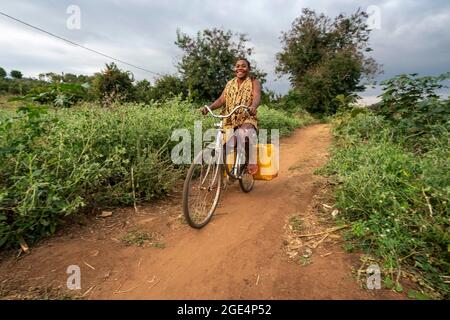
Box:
[222, 143, 279, 180]
[254, 143, 279, 180]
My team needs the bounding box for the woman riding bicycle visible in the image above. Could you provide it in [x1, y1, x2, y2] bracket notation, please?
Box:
[201, 58, 261, 175]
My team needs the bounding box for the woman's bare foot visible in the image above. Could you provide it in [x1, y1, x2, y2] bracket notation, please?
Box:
[247, 164, 258, 175]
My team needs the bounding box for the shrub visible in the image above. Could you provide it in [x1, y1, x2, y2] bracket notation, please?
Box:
[376, 73, 450, 152]
[0, 99, 201, 248]
[273, 89, 306, 115]
[321, 111, 449, 298]
[258, 104, 303, 136]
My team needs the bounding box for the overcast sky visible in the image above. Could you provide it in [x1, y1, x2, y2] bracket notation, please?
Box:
[1, 0, 449, 100]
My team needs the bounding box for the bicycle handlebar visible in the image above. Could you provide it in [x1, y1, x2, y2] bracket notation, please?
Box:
[203, 104, 249, 119]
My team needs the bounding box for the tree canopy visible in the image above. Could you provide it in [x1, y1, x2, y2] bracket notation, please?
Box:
[175, 28, 266, 102]
[0, 67, 6, 79]
[10, 70, 23, 79]
[276, 8, 381, 114]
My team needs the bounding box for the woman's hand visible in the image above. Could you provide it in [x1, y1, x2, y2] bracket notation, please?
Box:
[200, 106, 209, 115]
[248, 106, 257, 116]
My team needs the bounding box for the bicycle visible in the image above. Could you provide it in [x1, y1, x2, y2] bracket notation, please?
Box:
[182, 105, 255, 228]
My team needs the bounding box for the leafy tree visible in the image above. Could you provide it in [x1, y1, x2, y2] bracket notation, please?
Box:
[62, 73, 93, 84]
[10, 70, 23, 79]
[151, 75, 187, 101]
[92, 62, 135, 105]
[175, 28, 266, 102]
[376, 72, 450, 151]
[276, 8, 381, 114]
[0, 67, 6, 79]
[134, 79, 153, 103]
[274, 89, 306, 114]
[134, 76, 188, 104]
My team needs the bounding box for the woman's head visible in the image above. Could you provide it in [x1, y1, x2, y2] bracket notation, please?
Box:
[234, 58, 251, 79]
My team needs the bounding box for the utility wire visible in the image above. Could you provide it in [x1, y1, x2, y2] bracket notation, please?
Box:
[0, 10, 163, 77]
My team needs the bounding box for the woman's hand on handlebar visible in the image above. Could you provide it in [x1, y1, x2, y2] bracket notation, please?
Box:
[200, 106, 209, 115]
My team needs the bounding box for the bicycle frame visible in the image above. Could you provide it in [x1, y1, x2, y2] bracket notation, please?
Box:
[202, 105, 248, 187]
[182, 104, 253, 228]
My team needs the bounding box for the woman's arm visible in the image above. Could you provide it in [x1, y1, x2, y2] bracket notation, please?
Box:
[209, 90, 225, 110]
[249, 79, 261, 115]
[202, 90, 225, 114]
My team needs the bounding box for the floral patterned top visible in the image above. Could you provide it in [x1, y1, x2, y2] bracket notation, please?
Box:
[222, 77, 258, 129]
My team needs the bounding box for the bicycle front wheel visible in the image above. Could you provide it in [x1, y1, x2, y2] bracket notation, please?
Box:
[182, 149, 223, 228]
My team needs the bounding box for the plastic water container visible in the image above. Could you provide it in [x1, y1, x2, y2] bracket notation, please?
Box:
[254, 144, 279, 181]
[222, 144, 279, 180]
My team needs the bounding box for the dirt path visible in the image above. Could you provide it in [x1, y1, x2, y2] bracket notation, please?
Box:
[0, 124, 403, 299]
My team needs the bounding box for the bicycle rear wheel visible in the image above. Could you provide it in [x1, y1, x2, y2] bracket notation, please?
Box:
[182, 149, 223, 228]
[239, 165, 255, 193]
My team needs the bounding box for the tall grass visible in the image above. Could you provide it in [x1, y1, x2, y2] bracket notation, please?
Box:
[320, 111, 449, 298]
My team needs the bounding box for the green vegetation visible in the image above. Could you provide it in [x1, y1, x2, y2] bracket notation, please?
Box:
[0, 96, 312, 250]
[9, 82, 90, 109]
[319, 73, 449, 298]
[276, 8, 380, 115]
[120, 230, 163, 247]
[10, 70, 23, 80]
[0, 99, 196, 249]
[135, 76, 188, 104]
[289, 215, 303, 232]
[257, 105, 314, 137]
[175, 28, 267, 102]
[92, 62, 135, 105]
[3, 6, 447, 300]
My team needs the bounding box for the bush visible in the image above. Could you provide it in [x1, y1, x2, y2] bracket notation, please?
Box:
[9, 82, 90, 108]
[0, 67, 6, 79]
[0, 99, 202, 248]
[376, 73, 450, 152]
[150, 75, 188, 101]
[321, 111, 449, 298]
[258, 104, 311, 136]
[272, 89, 305, 115]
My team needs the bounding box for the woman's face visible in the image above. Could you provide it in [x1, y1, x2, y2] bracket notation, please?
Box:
[234, 60, 250, 79]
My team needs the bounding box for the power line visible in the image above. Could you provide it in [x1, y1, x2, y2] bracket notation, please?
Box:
[0, 10, 164, 77]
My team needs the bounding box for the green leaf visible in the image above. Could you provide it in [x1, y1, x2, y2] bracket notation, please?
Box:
[407, 289, 430, 300]
[394, 283, 403, 293]
[383, 276, 394, 289]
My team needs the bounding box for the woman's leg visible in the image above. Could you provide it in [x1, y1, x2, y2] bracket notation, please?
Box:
[235, 123, 258, 175]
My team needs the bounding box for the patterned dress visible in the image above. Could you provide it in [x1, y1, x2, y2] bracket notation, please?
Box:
[222, 77, 258, 129]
